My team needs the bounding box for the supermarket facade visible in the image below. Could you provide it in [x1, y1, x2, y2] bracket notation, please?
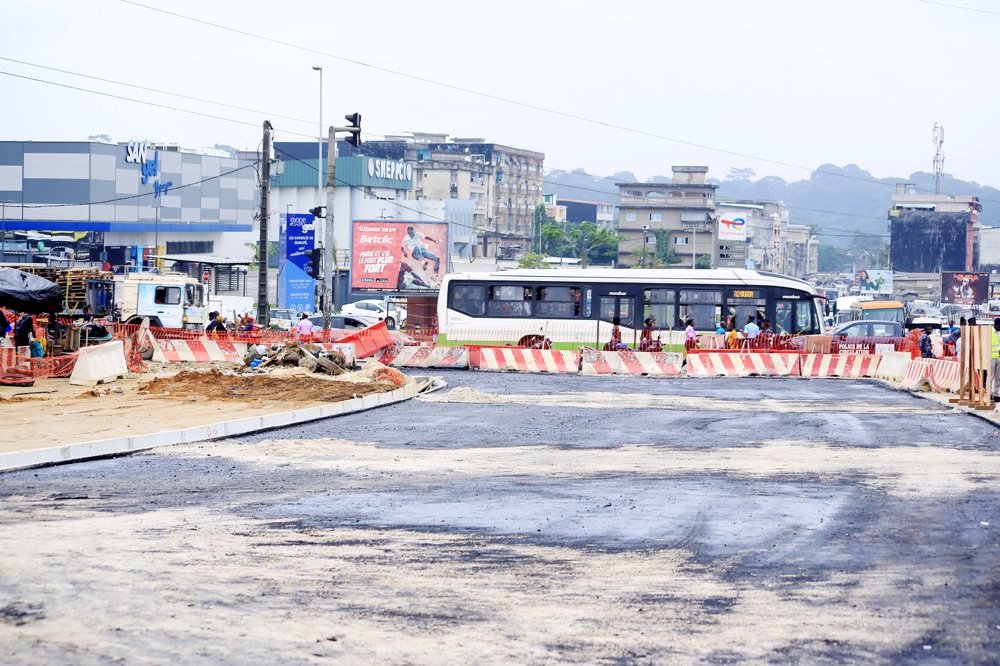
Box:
[0, 140, 259, 267]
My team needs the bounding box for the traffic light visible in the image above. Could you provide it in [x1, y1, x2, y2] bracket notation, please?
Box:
[307, 247, 323, 279]
[344, 113, 362, 148]
[309, 206, 325, 218]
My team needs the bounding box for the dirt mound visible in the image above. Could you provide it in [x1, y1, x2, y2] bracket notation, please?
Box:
[141, 369, 395, 404]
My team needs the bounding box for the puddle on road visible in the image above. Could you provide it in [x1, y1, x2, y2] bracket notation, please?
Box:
[419, 387, 933, 414]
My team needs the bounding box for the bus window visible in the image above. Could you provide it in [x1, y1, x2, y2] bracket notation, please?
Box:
[644, 288, 675, 330]
[774, 301, 793, 334]
[599, 297, 635, 327]
[794, 301, 817, 334]
[535, 286, 580, 318]
[486, 285, 532, 317]
[728, 289, 765, 329]
[451, 284, 486, 316]
[679, 289, 722, 330]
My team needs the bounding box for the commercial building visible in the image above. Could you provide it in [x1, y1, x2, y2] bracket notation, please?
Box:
[341, 133, 545, 260]
[0, 140, 258, 272]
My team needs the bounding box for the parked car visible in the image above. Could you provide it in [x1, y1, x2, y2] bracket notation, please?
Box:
[828, 319, 905, 354]
[307, 313, 379, 330]
[340, 299, 406, 329]
[268, 308, 300, 330]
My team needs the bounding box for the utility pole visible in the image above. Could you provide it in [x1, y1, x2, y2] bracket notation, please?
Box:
[323, 126, 337, 330]
[932, 123, 945, 195]
[257, 121, 272, 327]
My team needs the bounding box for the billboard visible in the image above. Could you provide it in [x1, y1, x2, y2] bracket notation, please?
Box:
[278, 213, 316, 313]
[856, 269, 893, 295]
[941, 271, 989, 305]
[717, 215, 747, 242]
[351, 220, 448, 293]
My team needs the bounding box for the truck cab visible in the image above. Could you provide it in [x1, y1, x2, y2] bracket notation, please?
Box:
[115, 273, 208, 329]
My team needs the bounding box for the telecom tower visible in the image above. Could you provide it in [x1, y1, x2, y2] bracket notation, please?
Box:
[932, 123, 945, 195]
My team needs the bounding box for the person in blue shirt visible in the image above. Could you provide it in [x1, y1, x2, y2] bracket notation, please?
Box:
[743, 315, 761, 339]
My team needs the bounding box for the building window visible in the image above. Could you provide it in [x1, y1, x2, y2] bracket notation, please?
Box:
[674, 237, 689, 245]
[649, 213, 662, 222]
[625, 213, 637, 222]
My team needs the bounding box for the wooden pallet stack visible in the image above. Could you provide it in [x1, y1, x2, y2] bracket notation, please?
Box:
[8, 265, 113, 312]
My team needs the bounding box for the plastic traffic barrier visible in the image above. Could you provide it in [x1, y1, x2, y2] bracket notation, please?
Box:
[580, 349, 684, 376]
[472, 347, 579, 373]
[798, 354, 882, 378]
[685, 351, 801, 377]
[69, 340, 128, 386]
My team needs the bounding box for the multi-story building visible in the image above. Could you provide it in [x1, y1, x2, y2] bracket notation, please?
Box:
[542, 193, 567, 225]
[889, 183, 980, 273]
[343, 133, 544, 259]
[785, 224, 819, 277]
[617, 166, 716, 267]
[559, 198, 615, 229]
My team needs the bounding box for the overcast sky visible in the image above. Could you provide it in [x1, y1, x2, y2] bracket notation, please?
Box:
[4, 0, 998, 186]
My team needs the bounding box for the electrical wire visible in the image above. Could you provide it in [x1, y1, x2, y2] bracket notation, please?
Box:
[117, 0, 957, 193]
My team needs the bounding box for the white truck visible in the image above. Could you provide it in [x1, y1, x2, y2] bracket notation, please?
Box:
[113, 273, 209, 329]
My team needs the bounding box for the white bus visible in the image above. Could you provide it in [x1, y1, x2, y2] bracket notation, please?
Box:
[437, 268, 825, 351]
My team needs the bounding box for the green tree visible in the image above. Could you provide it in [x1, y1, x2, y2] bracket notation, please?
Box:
[532, 204, 555, 254]
[695, 254, 712, 269]
[654, 230, 679, 266]
[517, 252, 551, 269]
[564, 222, 621, 268]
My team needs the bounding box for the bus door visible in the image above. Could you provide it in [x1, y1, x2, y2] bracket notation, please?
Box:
[594, 289, 637, 349]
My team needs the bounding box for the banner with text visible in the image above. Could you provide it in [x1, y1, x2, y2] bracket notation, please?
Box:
[278, 213, 316, 313]
[941, 271, 988, 305]
[351, 220, 448, 293]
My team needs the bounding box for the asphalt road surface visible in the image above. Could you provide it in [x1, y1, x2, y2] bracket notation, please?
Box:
[0, 373, 998, 664]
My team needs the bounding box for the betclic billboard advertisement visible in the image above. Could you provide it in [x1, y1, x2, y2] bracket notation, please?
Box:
[351, 221, 448, 293]
[941, 271, 989, 305]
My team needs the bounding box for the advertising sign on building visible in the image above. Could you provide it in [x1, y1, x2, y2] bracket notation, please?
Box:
[857, 269, 893, 295]
[351, 220, 448, 293]
[717, 215, 748, 242]
[941, 271, 989, 305]
[278, 213, 316, 313]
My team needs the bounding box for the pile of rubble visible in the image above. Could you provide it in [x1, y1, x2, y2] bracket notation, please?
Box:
[242, 341, 348, 375]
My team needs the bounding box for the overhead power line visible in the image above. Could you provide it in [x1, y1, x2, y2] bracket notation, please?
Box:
[117, 0, 934, 193]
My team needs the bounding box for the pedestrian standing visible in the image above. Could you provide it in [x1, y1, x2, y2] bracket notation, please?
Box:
[684, 318, 698, 351]
[919, 326, 935, 359]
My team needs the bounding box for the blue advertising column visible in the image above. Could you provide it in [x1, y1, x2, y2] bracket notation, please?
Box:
[277, 213, 316, 313]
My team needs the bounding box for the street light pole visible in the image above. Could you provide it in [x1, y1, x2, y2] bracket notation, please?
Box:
[312, 66, 323, 194]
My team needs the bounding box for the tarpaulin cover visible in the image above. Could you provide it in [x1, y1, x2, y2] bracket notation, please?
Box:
[0, 268, 64, 313]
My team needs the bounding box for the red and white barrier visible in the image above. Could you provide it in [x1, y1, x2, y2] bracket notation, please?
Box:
[685, 352, 801, 377]
[899, 359, 932, 391]
[381, 345, 469, 369]
[154, 339, 248, 363]
[580, 349, 683, 376]
[927, 358, 959, 393]
[473, 347, 579, 374]
[799, 354, 881, 378]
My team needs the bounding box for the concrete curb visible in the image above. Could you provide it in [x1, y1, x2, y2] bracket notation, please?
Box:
[0, 376, 446, 474]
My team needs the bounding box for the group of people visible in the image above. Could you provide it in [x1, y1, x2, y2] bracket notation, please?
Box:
[607, 314, 772, 352]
